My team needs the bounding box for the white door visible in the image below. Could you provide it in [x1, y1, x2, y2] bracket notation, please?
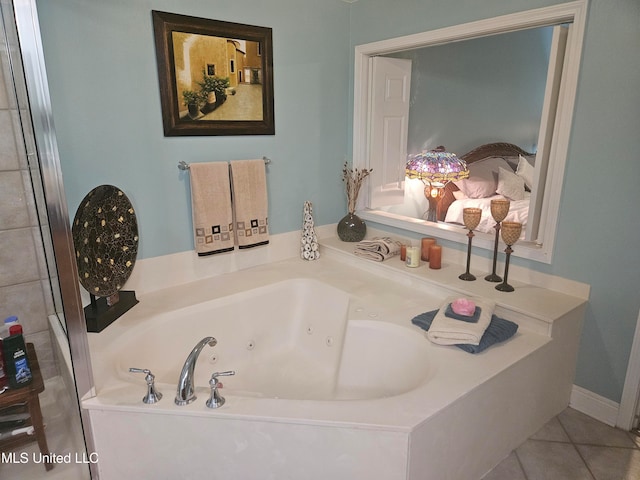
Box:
[526, 25, 568, 241]
[367, 57, 412, 209]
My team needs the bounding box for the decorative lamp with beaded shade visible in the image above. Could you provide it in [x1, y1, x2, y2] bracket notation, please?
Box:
[405, 146, 469, 222]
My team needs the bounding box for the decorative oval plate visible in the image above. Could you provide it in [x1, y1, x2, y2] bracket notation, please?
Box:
[72, 185, 139, 297]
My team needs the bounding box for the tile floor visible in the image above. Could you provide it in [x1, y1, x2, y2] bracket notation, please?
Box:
[483, 407, 640, 480]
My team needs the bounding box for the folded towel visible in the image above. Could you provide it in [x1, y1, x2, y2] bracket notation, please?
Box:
[189, 162, 235, 256]
[426, 296, 495, 346]
[354, 237, 402, 262]
[411, 309, 518, 354]
[230, 160, 269, 249]
[444, 303, 481, 323]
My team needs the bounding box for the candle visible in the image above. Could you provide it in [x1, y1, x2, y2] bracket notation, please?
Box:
[429, 245, 442, 269]
[421, 237, 437, 261]
[405, 246, 420, 267]
[400, 244, 407, 261]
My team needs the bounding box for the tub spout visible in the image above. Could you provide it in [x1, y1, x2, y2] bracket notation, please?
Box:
[175, 337, 217, 405]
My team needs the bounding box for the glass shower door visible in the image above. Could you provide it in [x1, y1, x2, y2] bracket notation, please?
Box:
[0, 0, 91, 478]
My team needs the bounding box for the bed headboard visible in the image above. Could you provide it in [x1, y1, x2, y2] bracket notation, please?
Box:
[436, 142, 534, 222]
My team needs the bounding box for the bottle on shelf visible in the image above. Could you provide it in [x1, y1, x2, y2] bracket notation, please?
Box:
[1, 316, 32, 389]
[4, 315, 20, 334]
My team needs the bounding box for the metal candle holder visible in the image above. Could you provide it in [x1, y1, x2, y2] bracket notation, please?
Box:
[485, 199, 510, 282]
[496, 221, 522, 292]
[459, 208, 482, 281]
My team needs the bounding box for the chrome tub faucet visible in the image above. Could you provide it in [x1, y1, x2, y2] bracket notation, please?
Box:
[175, 337, 217, 405]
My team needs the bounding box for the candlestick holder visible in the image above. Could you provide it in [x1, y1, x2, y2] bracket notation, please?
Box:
[496, 221, 522, 292]
[485, 199, 510, 282]
[459, 208, 482, 281]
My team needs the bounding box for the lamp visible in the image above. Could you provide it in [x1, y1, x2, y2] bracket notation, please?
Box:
[406, 146, 469, 222]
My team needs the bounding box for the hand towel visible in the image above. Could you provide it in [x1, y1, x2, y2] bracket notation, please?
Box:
[230, 160, 269, 249]
[426, 296, 495, 346]
[411, 309, 518, 354]
[354, 237, 402, 262]
[189, 162, 235, 256]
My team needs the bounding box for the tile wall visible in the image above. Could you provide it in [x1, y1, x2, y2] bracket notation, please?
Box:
[0, 18, 57, 380]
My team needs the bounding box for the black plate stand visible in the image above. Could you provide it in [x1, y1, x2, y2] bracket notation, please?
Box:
[84, 291, 138, 332]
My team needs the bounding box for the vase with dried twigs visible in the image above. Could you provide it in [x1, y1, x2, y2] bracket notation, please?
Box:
[337, 162, 372, 242]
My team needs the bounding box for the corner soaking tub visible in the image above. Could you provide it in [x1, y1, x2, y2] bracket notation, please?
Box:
[84, 254, 586, 480]
[115, 278, 433, 401]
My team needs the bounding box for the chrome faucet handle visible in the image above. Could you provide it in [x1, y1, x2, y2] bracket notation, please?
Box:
[206, 371, 235, 409]
[129, 368, 163, 404]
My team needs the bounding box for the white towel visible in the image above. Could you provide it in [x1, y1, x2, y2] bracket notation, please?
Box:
[354, 237, 402, 262]
[427, 296, 495, 346]
[189, 162, 235, 256]
[229, 159, 269, 249]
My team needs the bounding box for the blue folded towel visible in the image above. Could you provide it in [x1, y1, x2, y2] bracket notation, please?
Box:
[444, 303, 481, 323]
[411, 309, 518, 354]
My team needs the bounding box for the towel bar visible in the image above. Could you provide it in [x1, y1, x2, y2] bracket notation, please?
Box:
[178, 157, 271, 171]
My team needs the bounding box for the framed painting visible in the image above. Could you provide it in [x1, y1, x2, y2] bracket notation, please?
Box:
[152, 10, 275, 136]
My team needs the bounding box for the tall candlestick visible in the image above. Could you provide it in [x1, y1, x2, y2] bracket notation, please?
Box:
[486, 199, 510, 282]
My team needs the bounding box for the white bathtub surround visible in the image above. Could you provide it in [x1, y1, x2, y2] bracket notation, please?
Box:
[118, 224, 336, 296]
[84, 242, 587, 480]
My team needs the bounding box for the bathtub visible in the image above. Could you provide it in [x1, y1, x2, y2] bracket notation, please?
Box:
[116, 278, 433, 401]
[84, 252, 586, 480]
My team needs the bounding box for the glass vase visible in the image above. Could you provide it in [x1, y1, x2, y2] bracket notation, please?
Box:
[337, 212, 366, 242]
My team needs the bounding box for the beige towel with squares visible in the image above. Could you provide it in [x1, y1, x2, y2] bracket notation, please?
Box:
[230, 159, 269, 248]
[189, 162, 235, 256]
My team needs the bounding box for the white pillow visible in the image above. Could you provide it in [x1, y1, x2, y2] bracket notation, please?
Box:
[496, 166, 525, 201]
[453, 156, 512, 199]
[452, 190, 468, 200]
[516, 154, 535, 190]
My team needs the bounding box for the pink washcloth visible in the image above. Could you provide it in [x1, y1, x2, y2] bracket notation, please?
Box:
[452, 298, 476, 317]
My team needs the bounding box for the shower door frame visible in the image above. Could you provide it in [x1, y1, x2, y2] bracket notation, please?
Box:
[9, 0, 97, 477]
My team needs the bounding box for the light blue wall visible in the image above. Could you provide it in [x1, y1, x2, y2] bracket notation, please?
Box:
[37, 0, 640, 404]
[36, 0, 350, 260]
[392, 26, 552, 155]
[349, 0, 640, 404]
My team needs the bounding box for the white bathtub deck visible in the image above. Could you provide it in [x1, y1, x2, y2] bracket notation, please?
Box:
[84, 242, 587, 480]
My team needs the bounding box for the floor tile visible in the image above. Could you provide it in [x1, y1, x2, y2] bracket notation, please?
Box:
[530, 416, 571, 442]
[558, 408, 637, 448]
[577, 445, 640, 480]
[516, 439, 595, 480]
[481, 451, 526, 480]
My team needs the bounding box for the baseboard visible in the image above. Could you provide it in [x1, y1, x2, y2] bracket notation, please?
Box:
[570, 385, 620, 427]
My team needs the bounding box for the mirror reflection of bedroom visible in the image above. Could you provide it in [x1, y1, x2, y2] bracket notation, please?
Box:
[369, 24, 568, 244]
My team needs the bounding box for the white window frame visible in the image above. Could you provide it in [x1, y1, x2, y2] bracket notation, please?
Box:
[352, 0, 588, 263]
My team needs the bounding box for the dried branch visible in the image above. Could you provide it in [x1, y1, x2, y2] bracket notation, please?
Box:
[342, 162, 372, 214]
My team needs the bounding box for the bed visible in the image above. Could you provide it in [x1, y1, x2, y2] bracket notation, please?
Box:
[437, 142, 536, 234]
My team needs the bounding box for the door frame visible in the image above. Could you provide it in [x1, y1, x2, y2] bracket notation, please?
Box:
[618, 308, 640, 430]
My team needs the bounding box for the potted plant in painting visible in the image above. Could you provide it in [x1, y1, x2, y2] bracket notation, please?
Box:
[198, 72, 231, 114]
[182, 90, 202, 119]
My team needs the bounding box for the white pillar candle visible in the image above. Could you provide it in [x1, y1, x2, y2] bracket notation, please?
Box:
[405, 246, 420, 268]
